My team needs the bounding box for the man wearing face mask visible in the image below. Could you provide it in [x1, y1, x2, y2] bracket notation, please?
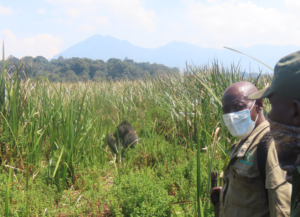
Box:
[210, 81, 291, 217]
[249, 50, 300, 217]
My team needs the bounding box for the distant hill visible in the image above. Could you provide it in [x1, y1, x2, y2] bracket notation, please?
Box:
[52, 35, 300, 73]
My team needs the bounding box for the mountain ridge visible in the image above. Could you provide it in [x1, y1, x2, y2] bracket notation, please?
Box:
[52, 34, 300, 72]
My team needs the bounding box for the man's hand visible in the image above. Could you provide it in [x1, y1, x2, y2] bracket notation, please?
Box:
[209, 187, 222, 205]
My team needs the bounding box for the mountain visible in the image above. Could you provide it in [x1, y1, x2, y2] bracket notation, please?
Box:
[52, 35, 300, 73]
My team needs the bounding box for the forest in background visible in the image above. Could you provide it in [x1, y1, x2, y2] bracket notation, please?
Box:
[3, 55, 179, 82]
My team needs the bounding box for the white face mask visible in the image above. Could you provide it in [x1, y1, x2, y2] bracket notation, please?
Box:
[222, 101, 258, 140]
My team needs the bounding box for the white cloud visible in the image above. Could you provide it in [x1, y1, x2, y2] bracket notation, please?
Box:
[0, 4, 14, 15]
[1, 29, 62, 59]
[88, 16, 110, 26]
[77, 24, 97, 32]
[184, 0, 300, 48]
[206, 0, 220, 3]
[283, 0, 300, 9]
[38, 8, 46, 15]
[66, 8, 81, 18]
[76, 17, 110, 32]
[47, 0, 156, 32]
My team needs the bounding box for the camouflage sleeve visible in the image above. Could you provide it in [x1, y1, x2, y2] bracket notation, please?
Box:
[266, 141, 292, 217]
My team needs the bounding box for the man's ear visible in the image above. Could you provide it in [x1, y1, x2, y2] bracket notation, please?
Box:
[255, 99, 263, 112]
[292, 100, 300, 126]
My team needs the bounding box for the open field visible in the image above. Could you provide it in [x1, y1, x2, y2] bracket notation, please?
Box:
[0, 59, 272, 216]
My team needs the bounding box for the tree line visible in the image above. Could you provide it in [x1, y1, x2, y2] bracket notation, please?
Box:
[4, 55, 180, 82]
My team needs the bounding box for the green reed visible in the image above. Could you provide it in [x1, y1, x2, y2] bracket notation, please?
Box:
[0, 44, 273, 215]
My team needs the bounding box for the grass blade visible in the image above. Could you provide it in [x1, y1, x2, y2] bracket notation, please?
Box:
[52, 145, 64, 178]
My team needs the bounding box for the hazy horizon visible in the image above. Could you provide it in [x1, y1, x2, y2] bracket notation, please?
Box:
[46, 34, 300, 73]
[1, 0, 300, 60]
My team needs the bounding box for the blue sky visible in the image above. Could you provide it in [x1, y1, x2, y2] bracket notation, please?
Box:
[1, 0, 299, 58]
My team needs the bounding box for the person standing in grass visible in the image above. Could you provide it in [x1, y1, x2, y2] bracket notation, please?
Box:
[248, 51, 300, 217]
[210, 81, 291, 217]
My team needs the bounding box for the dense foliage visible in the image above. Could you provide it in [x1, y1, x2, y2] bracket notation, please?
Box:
[0, 57, 272, 216]
[4, 55, 179, 82]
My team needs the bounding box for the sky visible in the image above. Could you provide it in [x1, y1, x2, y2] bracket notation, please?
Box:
[1, 0, 300, 59]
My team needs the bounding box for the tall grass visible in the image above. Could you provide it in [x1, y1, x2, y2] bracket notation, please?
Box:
[0, 47, 272, 216]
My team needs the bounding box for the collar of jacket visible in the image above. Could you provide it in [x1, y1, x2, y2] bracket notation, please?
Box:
[235, 120, 270, 158]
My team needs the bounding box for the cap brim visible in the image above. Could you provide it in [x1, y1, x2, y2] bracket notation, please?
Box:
[248, 86, 274, 100]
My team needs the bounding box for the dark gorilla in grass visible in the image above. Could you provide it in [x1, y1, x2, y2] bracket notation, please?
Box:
[107, 120, 138, 155]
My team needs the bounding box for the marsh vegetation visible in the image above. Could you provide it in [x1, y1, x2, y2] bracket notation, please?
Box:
[0, 55, 272, 216]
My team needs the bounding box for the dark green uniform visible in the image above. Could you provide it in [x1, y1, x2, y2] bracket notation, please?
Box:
[219, 121, 291, 217]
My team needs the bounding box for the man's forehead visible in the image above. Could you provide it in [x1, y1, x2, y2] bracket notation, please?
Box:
[223, 90, 247, 103]
[222, 91, 253, 111]
[223, 83, 256, 102]
[222, 96, 247, 108]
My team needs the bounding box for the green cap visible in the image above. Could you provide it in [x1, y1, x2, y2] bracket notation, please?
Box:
[249, 50, 300, 100]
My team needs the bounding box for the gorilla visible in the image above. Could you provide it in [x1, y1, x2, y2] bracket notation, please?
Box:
[107, 120, 138, 155]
